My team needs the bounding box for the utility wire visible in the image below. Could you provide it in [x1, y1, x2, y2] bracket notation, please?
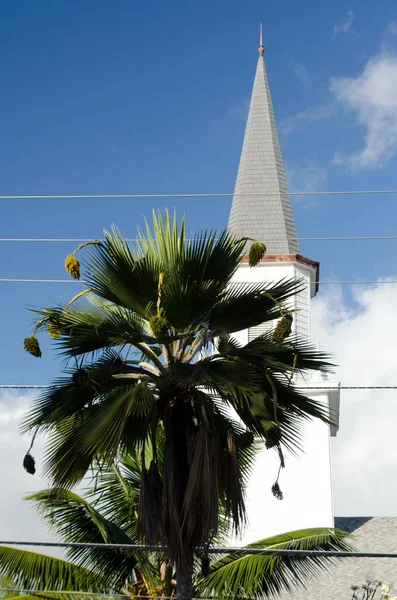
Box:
[1, 189, 397, 199]
[0, 592, 177, 600]
[1, 279, 397, 285]
[0, 539, 396, 558]
[1, 385, 395, 390]
[2, 236, 397, 243]
[0, 591, 132, 599]
[0, 592, 214, 600]
[0, 591, 215, 600]
[0, 279, 76, 283]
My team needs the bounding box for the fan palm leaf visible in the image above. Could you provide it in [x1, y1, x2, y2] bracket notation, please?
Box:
[22, 210, 335, 590]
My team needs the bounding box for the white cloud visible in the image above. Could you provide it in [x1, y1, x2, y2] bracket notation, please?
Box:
[0, 392, 56, 545]
[290, 62, 310, 88]
[386, 20, 397, 36]
[208, 98, 249, 140]
[280, 104, 334, 136]
[286, 159, 328, 208]
[312, 280, 397, 515]
[330, 50, 397, 170]
[333, 10, 355, 37]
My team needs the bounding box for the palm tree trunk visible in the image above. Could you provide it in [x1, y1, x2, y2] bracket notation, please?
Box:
[175, 553, 193, 600]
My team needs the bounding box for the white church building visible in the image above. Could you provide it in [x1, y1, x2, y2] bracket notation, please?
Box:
[227, 34, 341, 543]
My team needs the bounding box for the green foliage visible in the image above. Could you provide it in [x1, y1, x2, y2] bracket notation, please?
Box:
[0, 546, 104, 593]
[0, 575, 19, 599]
[0, 456, 353, 600]
[22, 210, 334, 571]
[198, 528, 354, 600]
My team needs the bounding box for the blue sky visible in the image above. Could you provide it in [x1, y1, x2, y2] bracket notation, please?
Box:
[2, 0, 397, 385]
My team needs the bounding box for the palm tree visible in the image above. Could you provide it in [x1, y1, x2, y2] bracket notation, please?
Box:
[1, 455, 352, 600]
[22, 210, 334, 600]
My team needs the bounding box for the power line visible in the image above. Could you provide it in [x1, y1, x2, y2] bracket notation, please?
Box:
[1, 385, 395, 390]
[0, 279, 77, 283]
[1, 189, 397, 200]
[0, 592, 172, 600]
[2, 235, 397, 243]
[0, 591, 131, 599]
[0, 539, 395, 558]
[1, 279, 397, 285]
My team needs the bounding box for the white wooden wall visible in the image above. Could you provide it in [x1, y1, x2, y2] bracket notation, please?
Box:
[229, 260, 337, 543]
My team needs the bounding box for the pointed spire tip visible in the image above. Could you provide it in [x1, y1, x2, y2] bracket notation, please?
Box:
[258, 23, 265, 55]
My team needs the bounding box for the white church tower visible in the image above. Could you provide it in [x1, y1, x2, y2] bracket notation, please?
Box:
[228, 30, 341, 542]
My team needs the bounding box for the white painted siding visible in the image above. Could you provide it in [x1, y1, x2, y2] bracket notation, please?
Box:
[228, 260, 338, 542]
[248, 321, 272, 342]
[236, 399, 334, 543]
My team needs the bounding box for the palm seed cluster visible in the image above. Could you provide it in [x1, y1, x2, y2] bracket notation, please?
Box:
[64, 253, 80, 279]
[248, 241, 267, 267]
[272, 312, 293, 343]
[23, 336, 42, 358]
[149, 306, 169, 338]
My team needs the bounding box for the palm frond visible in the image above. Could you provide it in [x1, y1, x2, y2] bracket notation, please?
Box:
[161, 229, 246, 330]
[84, 226, 160, 317]
[54, 302, 153, 357]
[242, 331, 334, 373]
[3, 594, 119, 600]
[27, 488, 153, 589]
[209, 279, 303, 335]
[197, 527, 354, 599]
[0, 547, 103, 593]
[86, 456, 141, 538]
[40, 385, 152, 486]
[21, 351, 148, 432]
[165, 357, 262, 393]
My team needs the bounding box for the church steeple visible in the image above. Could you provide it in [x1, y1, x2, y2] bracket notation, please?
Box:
[226, 34, 339, 546]
[228, 32, 299, 255]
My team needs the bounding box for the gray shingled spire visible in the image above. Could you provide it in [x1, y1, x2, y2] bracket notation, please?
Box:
[228, 40, 299, 254]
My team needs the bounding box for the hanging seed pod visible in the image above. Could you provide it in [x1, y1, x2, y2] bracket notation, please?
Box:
[248, 241, 267, 267]
[271, 481, 283, 500]
[277, 444, 285, 469]
[64, 254, 80, 279]
[149, 308, 169, 338]
[23, 453, 36, 475]
[72, 368, 90, 389]
[272, 313, 293, 343]
[47, 321, 61, 339]
[23, 336, 42, 358]
[265, 425, 282, 449]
